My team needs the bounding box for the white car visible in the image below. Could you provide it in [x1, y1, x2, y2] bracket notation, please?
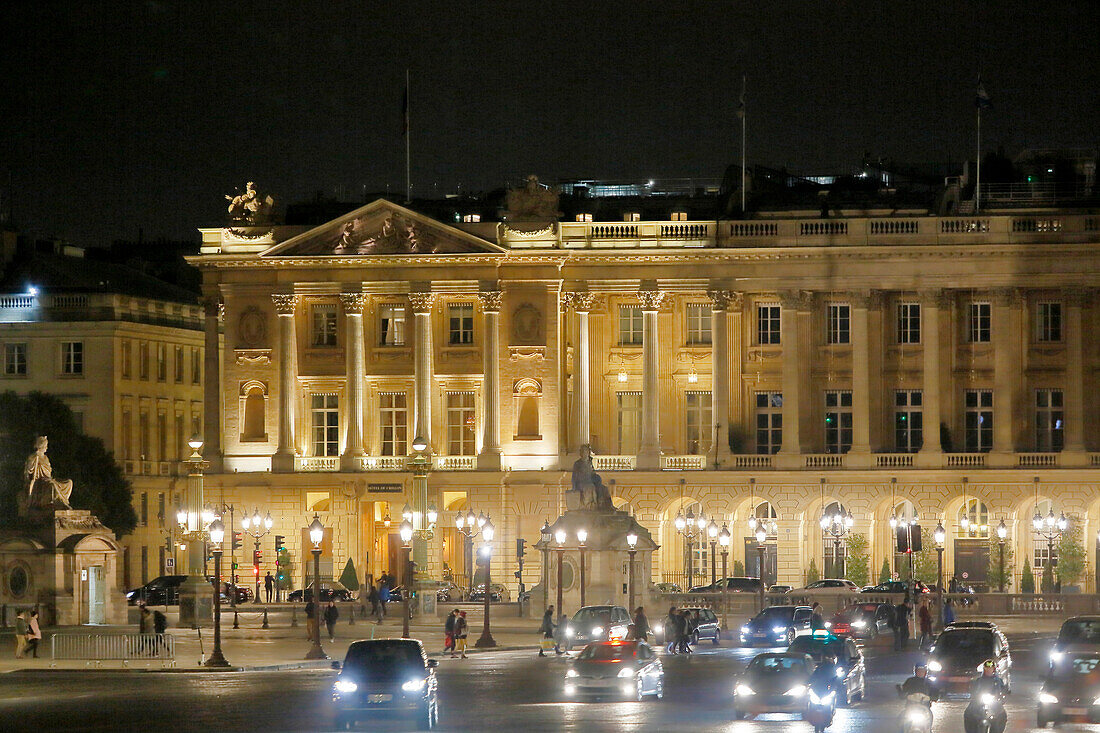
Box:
[788, 579, 860, 596]
[565, 641, 664, 700]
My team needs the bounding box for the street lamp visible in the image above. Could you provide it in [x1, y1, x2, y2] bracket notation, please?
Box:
[626, 531, 638, 613]
[755, 525, 767, 611]
[475, 518, 497, 648]
[707, 520, 719, 588]
[400, 519, 414, 638]
[540, 520, 552, 614]
[456, 510, 489, 597]
[996, 519, 1008, 592]
[820, 506, 853, 580]
[241, 508, 273, 604]
[176, 435, 216, 629]
[577, 528, 588, 608]
[1033, 502, 1067, 594]
[718, 525, 731, 629]
[934, 521, 946, 626]
[305, 514, 327, 660]
[554, 528, 566, 620]
[205, 518, 230, 668]
[674, 505, 704, 590]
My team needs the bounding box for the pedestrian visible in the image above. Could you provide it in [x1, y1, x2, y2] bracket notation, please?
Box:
[633, 606, 650, 643]
[917, 599, 933, 650]
[305, 600, 318, 641]
[810, 602, 825, 632]
[139, 602, 153, 655]
[324, 600, 340, 642]
[25, 610, 42, 659]
[948, 576, 959, 594]
[665, 606, 680, 654]
[379, 580, 390, 619]
[554, 611, 568, 654]
[453, 610, 468, 659]
[445, 608, 458, 655]
[539, 605, 556, 657]
[943, 598, 956, 626]
[677, 609, 693, 654]
[893, 598, 910, 651]
[14, 611, 28, 659]
[264, 572, 274, 603]
[152, 609, 168, 656]
[367, 583, 381, 622]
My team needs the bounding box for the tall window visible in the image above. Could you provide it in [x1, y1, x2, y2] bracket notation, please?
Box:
[379, 304, 406, 346]
[619, 305, 643, 345]
[139, 343, 149, 380]
[897, 302, 921, 343]
[685, 304, 711, 345]
[1035, 389, 1064, 452]
[894, 390, 923, 452]
[140, 492, 148, 526]
[175, 414, 185, 459]
[190, 348, 201, 384]
[448, 304, 474, 345]
[446, 392, 476, 455]
[120, 341, 131, 379]
[141, 546, 148, 584]
[755, 392, 783, 454]
[121, 410, 132, 460]
[827, 304, 850, 344]
[139, 410, 150, 459]
[158, 493, 165, 526]
[824, 391, 853, 454]
[964, 389, 994, 452]
[310, 394, 339, 456]
[61, 341, 83, 375]
[156, 344, 166, 381]
[683, 502, 709, 578]
[616, 392, 642, 454]
[157, 412, 167, 460]
[757, 304, 781, 345]
[4, 343, 26, 376]
[968, 302, 991, 343]
[311, 304, 338, 346]
[684, 391, 712, 455]
[1037, 302, 1063, 342]
[380, 392, 408, 456]
[1033, 500, 1059, 570]
[174, 346, 184, 383]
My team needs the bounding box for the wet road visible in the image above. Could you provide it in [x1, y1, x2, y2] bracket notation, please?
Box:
[0, 632, 1080, 732]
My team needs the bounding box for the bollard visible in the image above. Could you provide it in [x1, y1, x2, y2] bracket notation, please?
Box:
[233, 610, 239, 630]
[291, 606, 298, 627]
[349, 603, 355, 626]
[262, 609, 269, 629]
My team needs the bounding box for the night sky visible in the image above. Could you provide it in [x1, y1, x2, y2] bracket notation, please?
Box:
[3, 1, 1098, 246]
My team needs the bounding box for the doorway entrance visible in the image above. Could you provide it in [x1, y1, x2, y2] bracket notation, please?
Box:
[87, 565, 106, 624]
[744, 540, 777, 586]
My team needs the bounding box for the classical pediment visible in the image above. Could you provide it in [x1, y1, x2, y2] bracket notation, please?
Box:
[260, 199, 504, 257]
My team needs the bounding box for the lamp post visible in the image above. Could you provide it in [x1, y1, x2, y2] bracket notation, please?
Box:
[577, 528, 588, 608]
[718, 524, 731, 629]
[455, 510, 487, 596]
[205, 518, 230, 668]
[540, 520, 552, 614]
[475, 518, 497, 648]
[755, 525, 767, 612]
[933, 521, 946, 627]
[820, 507, 854, 580]
[400, 519, 414, 638]
[305, 514, 327, 660]
[207, 502, 235, 605]
[555, 529, 566, 619]
[996, 519, 1007, 592]
[707, 520, 719, 588]
[748, 510, 778, 587]
[1033, 503, 1067, 594]
[626, 531, 638, 613]
[241, 508, 273, 604]
[674, 506, 705, 590]
[177, 434, 214, 629]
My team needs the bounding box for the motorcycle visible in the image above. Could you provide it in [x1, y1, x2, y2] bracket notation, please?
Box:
[965, 692, 1006, 733]
[895, 688, 933, 733]
[804, 680, 837, 732]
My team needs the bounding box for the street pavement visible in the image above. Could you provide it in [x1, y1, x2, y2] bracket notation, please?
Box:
[0, 620, 1080, 732]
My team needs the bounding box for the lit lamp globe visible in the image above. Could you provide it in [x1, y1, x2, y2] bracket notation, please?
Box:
[401, 504, 414, 523]
[934, 522, 947, 547]
[399, 520, 414, 546]
[626, 532, 638, 550]
[819, 514, 830, 531]
[426, 504, 438, 526]
[555, 529, 567, 547]
[1032, 510, 1043, 532]
[844, 511, 855, 529]
[455, 514, 465, 530]
[707, 520, 719, 541]
[577, 528, 588, 546]
[264, 512, 274, 531]
[674, 511, 686, 532]
[308, 514, 324, 548]
[719, 525, 731, 548]
[540, 520, 552, 544]
[241, 514, 250, 530]
[476, 512, 487, 528]
[995, 520, 1007, 542]
[481, 518, 495, 543]
[755, 527, 767, 546]
[188, 434, 204, 459]
[1057, 512, 1068, 532]
[176, 508, 188, 528]
[209, 518, 225, 546]
[696, 511, 707, 532]
[411, 435, 428, 453]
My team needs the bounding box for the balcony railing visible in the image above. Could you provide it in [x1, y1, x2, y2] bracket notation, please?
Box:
[295, 456, 339, 472]
[660, 455, 706, 470]
[362, 456, 407, 471]
[433, 455, 476, 471]
[592, 455, 636, 471]
[804, 454, 843, 468]
[946, 453, 986, 467]
[1018, 453, 1059, 467]
[732, 454, 773, 468]
[876, 453, 914, 467]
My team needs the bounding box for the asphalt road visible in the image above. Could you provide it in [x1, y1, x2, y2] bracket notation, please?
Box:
[0, 631, 1073, 732]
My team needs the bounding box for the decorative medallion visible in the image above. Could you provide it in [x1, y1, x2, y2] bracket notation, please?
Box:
[511, 303, 544, 345]
[238, 306, 267, 347]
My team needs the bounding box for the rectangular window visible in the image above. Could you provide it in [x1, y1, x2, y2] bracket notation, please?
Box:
[448, 304, 474, 345]
[155, 344, 165, 381]
[141, 546, 148, 585]
[139, 411, 150, 460]
[1035, 388, 1064, 452]
[158, 546, 166, 577]
[964, 389, 994, 452]
[311, 304, 338, 347]
[685, 304, 712, 345]
[618, 305, 643, 345]
[174, 346, 184, 383]
[757, 304, 781, 345]
[446, 392, 476, 455]
[897, 302, 921, 343]
[968, 302, 991, 343]
[616, 392, 642, 454]
[824, 390, 853, 454]
[175, 414, 185, 460]
[157, 492, 165, 527]
[61, 341, 83, 375]
[379, 305, 407, 346]
[121, 411, 132, 460]
[1037, 302, 1063, 342]
[685, 391, 712, 455]
[140, 492, 148, 527]
[120, 341, 131, 379]
[1035, 543, 1058, 571]
[310, 394, 339, 457]
[191, 348, 201, 384]
[4, 343, 26, 376]
[139, 343, 149, 380]
[379, 392, 408, 456]
[827, 304, 850, 345]
[894, 390, 924, 452]
[157, 413, 167, 461]
[755, 392, 783, 454]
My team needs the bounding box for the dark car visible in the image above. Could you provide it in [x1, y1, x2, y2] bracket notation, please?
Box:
[208, 580, 251, 604]
[681, 607, 722, 645]
[332, 638, 438, 730]
[787, 632, 866, 706]
[1050, 616, 1100, 667]
[732, 652, 816, 720]
[289, 582, 353, 603]
[690, 577, 764, 594]
[861, 580, 915, 595]
[1038, 652, 1100, 727]
[740, 605, 813, 647]
[926, 625, 1012, 695]
[826, 603, 894, 640]
[563, 605, 631, 651]
[126, 575, 187, 606]
[564, 641, 664, 700]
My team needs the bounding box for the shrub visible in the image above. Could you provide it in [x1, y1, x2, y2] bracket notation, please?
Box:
[1021, 558, 1035, 594]
[805, 558, 821, 585]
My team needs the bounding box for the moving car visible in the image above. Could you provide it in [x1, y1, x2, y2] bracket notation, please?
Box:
[289, 582, 353, 603]
[789, 579, 860, 597]
[126, 575, 187, 606]
[468, 583, 510, 602]
[826, 603, 894, 640]
[563, 605, 631, 651]
[769, 584, 793, 594]
[1038, 651, 1100, 727]
[1050, 616, 1100, 666]
[682, 607, 722, 645]
[926, 623, 1012, 695]
[732, 652, 816, 721]
[740, 605, 813, 647]
[331, 638, 438, 730]
[861, 580, 928, 595]
[689, 577, 764, 594]
[564, 640, 664, 700]
[787, 632, 866, 706]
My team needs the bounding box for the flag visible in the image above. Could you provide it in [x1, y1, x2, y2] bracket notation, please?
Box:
[975, 75, 992, 110]
[737, 76, 746, 119]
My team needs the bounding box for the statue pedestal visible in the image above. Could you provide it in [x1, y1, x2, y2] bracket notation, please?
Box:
[178, 575, 213, 628]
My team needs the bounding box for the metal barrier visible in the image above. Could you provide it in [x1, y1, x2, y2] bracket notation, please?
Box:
[51, 634, 175, 660]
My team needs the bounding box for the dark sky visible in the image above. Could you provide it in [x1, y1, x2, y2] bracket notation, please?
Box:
[3, 1, 1098, 246]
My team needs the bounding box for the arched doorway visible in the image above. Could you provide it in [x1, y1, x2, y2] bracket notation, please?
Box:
[821, 501, 851, 579]
[745, 501, 778, 586]
[954, 498, 990, 588]
[891, 500, 919, 578]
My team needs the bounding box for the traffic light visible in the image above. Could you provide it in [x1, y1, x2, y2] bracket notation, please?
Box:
[253, 549, 262, 565]
[516, 538, 526, 558]
[232, 531, 242, 551]
[274, 534, 285, 553]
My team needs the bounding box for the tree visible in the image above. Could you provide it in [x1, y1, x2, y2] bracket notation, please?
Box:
[0, 391, 136, 535]
[338, 558, 360, 593]
[845, 533, 870, 587]
[805, 558, 820, 585]
[1057, 521, 1087, 589]
[732, 560, 745, 577]
[878, 558, 892, 584]
[986, 536, 1015, 591]
[1021, 558, 1035, 594]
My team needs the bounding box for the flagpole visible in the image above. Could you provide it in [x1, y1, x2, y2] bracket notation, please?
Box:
[975, 105, 981, 213]
[740, 75, 747, 214]
[405, 69, 411, 203]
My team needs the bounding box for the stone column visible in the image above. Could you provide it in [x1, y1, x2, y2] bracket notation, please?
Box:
[570, 292, 597, 452]
[340, 293, 366, 471]
[200, 293, 223, 471]
[992, 288, 1022, 457]
[778, 290, 811, 460]
[707, 290, 739, 466]
[409, 293, 435, 452]
[849, 292, 873, 464]
[1063, 288, 1088, 458]
[638, 289, 665, 469]
[916, 291, 947, 466]
[271, 293, 298, 472]
[478, 290, 503, 470]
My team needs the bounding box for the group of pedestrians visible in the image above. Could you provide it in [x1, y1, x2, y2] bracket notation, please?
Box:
[365, 574, 395, 623]
[13, 610, 41, 658]
[136, 603, 169, 655]
[304, 599, 341, 642]
[664, 606, 697, 654]
[891, 595, 938, 651]
[443, 608, 469, 658]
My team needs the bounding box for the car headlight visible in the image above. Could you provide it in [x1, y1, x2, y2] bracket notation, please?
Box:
[402, 678, 427, 693]
[809, 689, 835, 705]
[785, 684, 807, 697]
[927, 660, 942, 672]
[565, 626, 574, 637]
[741, 625, 751, 634]
[980, 693, 995, 705]
[1050, 651, 1065, 663]
[566, 669, 578, 678]
[907, 708, 931, 723]
[835, 667, 845, 679]
[772, 626, 786, 634]
[334, 679, 358, 693]
[592, 626, 603, 636]
[1039, 692, 1059, 704]
[824, 622, 832, 628]
[852, 620, 866, 628]
[1092, 695, 1100, 706]
[735, 683, 755, 696]
[617, 667, 636, 679]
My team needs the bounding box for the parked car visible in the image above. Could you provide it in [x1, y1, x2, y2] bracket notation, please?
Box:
[690, 577, 764, 594]
[469, 583, 510, 602]
[211, 580, 251, 604]
[288, 582, 353, 603]
[861, 580, 931, 595]
[826, 603, 894, 640]
[789, 579, 860, 597]
[562, 605, 631, 651]
[331, 638, 438, 730]
[787, 632, 866, 706]
[926, 623, 1012, 695]
[126, 575, 187, 606]
[769, 584, 793, 594]
[415, 580, 462, 603]
[564, 640, 664, 700]
[740, 605, 813, 647]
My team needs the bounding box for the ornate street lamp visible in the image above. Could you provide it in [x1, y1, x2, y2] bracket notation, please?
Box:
[456, 510, 489, 597]
[996, 519, 1008, 592]
[205, 518, 230, 668]
[1033, 501, 1067, 594]
[540, 520, 552, 615]
[304, 514, 327, 660]
[241, 508, 274, 604]
[718, 525, 731, 629]
[674, 506, 704, 589]
[707, 520, 719, 588]
[399, 519, 414, 638]
[626, 531, 638, 613]
[577, 528, 588, 607]
[820, 506, 854, 580]
[755, 525, 768, 611]
[475, 518, 497, 648]
[934, 521, 946, 626]
[554, 528, 566, 620]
